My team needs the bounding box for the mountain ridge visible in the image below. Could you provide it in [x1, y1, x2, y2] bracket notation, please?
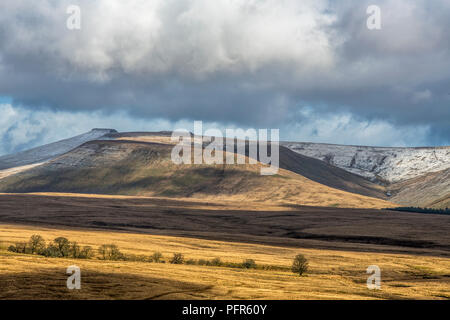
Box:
[0, 128, 117, 170]
[282, 141, 450, 184]
[0, 129, 447, 208]
[0, 139, 392, 209]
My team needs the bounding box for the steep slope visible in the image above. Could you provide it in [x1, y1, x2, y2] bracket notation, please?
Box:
[389, 168, 450, 209]
[0, 163, 44, 180]
[282, 142, 450, 184]
[102, 132, 387, 200]
[278, 146, 387, 200]
[430, 195, 450, 210]
[0, 140, 392, 209]
[0, 128, 117, 170]
[3, 130, 446, 208]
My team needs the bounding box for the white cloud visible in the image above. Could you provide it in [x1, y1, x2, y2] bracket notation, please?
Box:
[284, 108, 431, 147]
[0, 103, 433, 157]
[0, 0, 336, 81]
[0, 0, 449, 146]
[0, 103, 166, 155]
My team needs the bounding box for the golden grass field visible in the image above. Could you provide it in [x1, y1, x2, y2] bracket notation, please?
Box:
[1, 223, 449, 300]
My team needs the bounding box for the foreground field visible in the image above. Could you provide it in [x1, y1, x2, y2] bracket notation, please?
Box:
[0, 194, 449, 256]
[0, 224, 449, 300]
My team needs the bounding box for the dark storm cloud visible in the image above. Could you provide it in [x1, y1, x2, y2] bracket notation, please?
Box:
[0, 0, 449, 146]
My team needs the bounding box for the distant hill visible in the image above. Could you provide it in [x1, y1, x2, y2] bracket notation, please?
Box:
[0, 130, 447, 209]
[282, 142, 450, 184]
[389, 168, 450, 209]
[282, 141, 450, 209]
[0, 128, 116, 170]
[0, 139, 391, 209]
[278, 146, 387, 200]
[102, 132, 387, 199]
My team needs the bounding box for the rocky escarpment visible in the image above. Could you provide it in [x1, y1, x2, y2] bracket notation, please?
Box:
[282, 142, 450, 184]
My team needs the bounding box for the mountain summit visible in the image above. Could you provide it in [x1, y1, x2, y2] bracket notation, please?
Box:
[0, 129, 117, 170]
[0, 131, 448, 209]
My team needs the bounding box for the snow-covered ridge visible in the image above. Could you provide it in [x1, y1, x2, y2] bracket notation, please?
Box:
[0, 129, 117, 170]
[2, 129, 448, 187]
[282, 142, 450, 184]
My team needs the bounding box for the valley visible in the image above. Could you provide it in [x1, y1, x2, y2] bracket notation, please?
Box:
[0, 130, 448, 300]
[1, 221, 449, 300]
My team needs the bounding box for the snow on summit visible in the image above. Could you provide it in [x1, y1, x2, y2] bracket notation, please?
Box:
[282, 142, 450, 184]
[0, 129, 117, 170]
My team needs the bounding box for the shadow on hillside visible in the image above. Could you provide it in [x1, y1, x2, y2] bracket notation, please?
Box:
[0, 268, 214, 300]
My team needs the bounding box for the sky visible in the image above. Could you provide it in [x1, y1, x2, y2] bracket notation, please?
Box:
[0, 0, 449, 156]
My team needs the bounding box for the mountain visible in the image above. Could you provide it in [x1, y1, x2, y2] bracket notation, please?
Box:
[1, 129, 447, 209]
[282, 142, 450, 209]
[0, 128, 117, 171]
[389, 168, 450, 209]
[104, 131, 387, 200]
[278, 146, 387, 200]
[282, 142, 450, 184]
[0, 138, 391, 209]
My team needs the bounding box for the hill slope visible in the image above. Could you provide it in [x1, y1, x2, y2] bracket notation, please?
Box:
[389, 168, 450, 209]
[0, 140, 391, 208]
[3, 130, 447, 208]
[282, 141, 450, 208]
[0, 128, 117, 170]
[282, 142, 450, 184]
[101, 132, 387, 200]
[278, 146, 387, 200]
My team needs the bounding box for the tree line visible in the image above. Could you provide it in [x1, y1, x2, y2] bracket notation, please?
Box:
[6, 234, 309, 276]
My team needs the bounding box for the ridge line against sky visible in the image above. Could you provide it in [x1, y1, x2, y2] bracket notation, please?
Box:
[0, 0, 449, 155]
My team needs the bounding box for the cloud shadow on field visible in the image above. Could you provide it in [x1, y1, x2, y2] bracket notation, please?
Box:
[0, 268, 214, 300]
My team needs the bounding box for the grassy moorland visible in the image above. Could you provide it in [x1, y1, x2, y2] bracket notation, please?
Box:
[0, 193, 449, 256]
[0, 224, 449, 300]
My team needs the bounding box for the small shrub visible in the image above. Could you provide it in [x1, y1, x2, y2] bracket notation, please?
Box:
[79, 246, 94, 259]
[28, 235, 46, 254]
[135, 254, 149, 262]
[292, 254, 308, 276]
[13, 242, 28, 254]
[151, 251, 163, 263]
[53, 237, 70, 257]
[123, 254, 149, 262]
[223, 261, 240, 268]
[242, 259, 256, 269]
[109, 245, 123, 260]
[210, 257, 222, 267]
[186, 259, 196, 265]
[69, 242, 81, 258]
[7, 245, 17, 253]
[198, 259, 207, 266]
[170, 253, 184, 264]
[98, 244, 123, 260]
[42, 244, 63, 258]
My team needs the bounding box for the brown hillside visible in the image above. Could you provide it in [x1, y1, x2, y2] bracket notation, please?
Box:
[390, 168, 450, 209]
[106, 132, 388, 200]
[0, 140, 391, 209]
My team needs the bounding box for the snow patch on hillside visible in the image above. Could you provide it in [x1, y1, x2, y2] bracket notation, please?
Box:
[0, 129, 117, 170]
[282, 142, 450, 183]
